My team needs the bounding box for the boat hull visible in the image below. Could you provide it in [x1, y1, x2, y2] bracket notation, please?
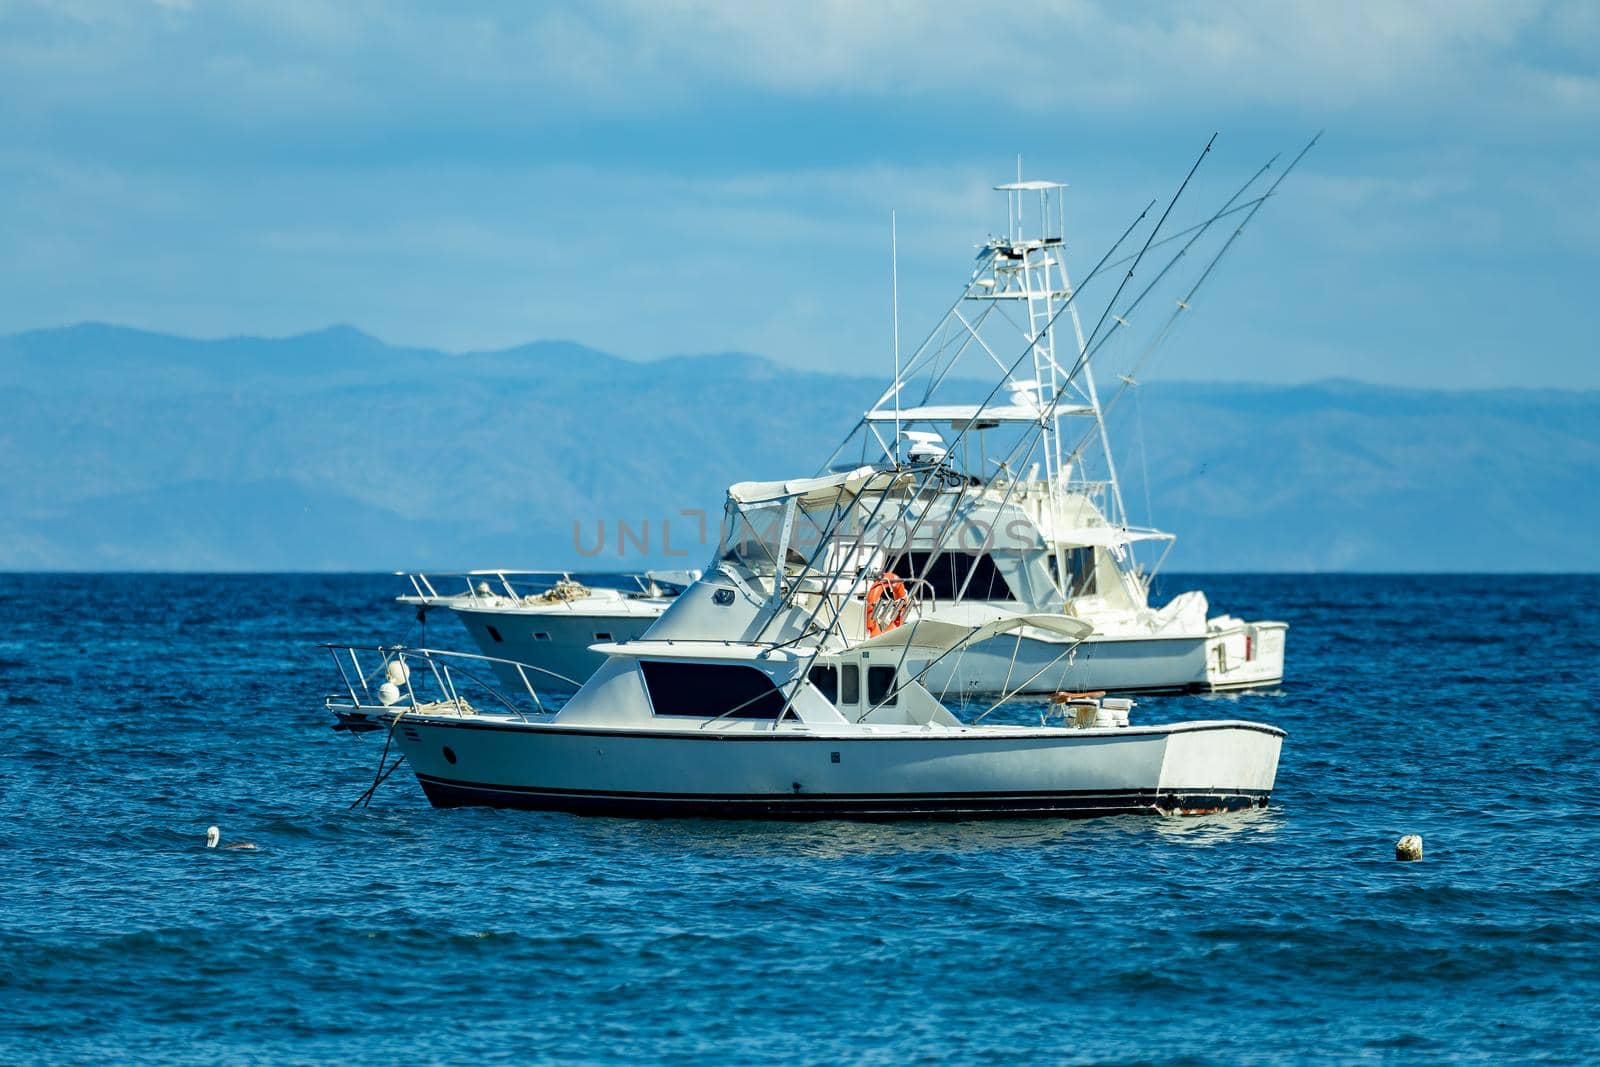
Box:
[922, 621, 1288, 696]
[391, 718, 1282, 820]
[453, 607, 1286, 697]
[451, 608, 658, 692]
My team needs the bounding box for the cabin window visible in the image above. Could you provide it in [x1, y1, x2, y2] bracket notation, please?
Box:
[533, 632, 551, 641]
[840, 663, 860, 705]
[1052, 546, 1097, 598]
[717, 506, 812, 575]
[809, 664, 839, 704]
[640, 660, 786, 719]
[594, 632, 612, 641]
[485, 625, 504, 643]
[867, 665, 898, 706]
[889, 550, 1017, 602]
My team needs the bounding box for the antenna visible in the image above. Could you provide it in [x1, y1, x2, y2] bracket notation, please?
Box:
[1013, 154, 1023, 239]
[891, 210, 901, 457]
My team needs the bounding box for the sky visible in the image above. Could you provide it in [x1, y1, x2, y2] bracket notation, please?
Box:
[2, 0, 1597, 388]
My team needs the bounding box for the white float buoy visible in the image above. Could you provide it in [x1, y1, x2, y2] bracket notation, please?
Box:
[1396, 834, 1423, 861]
[206, 824, 259, 851]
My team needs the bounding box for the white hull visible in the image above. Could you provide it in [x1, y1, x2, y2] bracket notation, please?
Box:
[449, 603, 1285, 697]
[451, 607, 658, 692]
[925, 620, 1287, 696]
[390, 715, 1282, 818]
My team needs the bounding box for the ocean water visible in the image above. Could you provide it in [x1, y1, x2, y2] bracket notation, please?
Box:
[2, 572, 1597, 1065]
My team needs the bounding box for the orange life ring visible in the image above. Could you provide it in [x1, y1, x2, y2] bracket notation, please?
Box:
[865, 572, 909, 637]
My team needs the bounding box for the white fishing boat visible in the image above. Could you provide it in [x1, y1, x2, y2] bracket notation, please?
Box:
[327, 465, 1283, 819]
[398, 152, 1307, 696]
[331, 171, 1296, 813]
[396, 569, 698, 692]
[818, 163, 1312, 695]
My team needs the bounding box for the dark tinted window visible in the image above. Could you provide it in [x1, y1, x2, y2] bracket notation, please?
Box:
[891, 551, 1017, 601]
[867, 665, 898, 706]
[809, 665, 838, 703]
[840, 663, 860, 705]
[1049, 546, 1097, 598]
[486, 625, 504, 643]
[641, 660, 786, 719]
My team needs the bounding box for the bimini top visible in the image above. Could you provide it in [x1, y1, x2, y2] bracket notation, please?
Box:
[726, 465, 912, 511]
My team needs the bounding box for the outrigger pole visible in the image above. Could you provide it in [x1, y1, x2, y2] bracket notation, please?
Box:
[1070, 132, 1323, 457]
[1065, 134, 1217, 396]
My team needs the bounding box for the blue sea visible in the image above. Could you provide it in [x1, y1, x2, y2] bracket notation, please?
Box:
[3, 573, 1598, 1064]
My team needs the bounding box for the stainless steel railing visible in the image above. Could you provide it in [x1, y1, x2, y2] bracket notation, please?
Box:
[320, 643, 583, 721]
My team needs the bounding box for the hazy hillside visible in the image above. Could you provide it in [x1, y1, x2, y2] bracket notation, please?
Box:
[3, 324, 1597, 571]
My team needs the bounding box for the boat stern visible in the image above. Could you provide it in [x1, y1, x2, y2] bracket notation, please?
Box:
[1202, 620, 1287, 691]
[1155, 721, 1283, 813]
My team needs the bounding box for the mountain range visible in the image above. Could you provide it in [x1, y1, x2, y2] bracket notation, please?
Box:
[3, 323, 1596, 572]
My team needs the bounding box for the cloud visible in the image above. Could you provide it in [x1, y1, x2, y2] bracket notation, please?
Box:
[0, 0, 1597, 389]
[2, 0, 1593, 138]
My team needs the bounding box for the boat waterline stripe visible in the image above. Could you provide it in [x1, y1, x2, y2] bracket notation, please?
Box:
[413, 772, 1270, 804]
[413, 779, 1269, 817]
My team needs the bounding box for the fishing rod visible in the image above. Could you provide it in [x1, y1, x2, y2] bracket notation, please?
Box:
[1075, 132, 1323, 453]
[1067, 134, 1216, 398]
[1042, 151, 1285, 478]
[1029, 132, 1320, 595]
[931, 150, 1291, 545]
[1117, 155, 1278, 342]
[1094, 194, 1271, 277]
